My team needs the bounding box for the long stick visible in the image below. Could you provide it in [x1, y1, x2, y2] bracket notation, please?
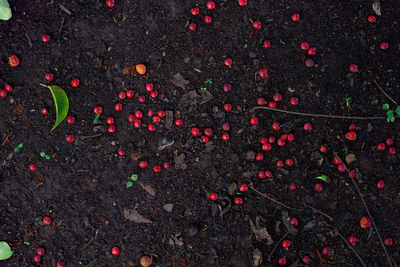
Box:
[334, 228, 367, 267]
[374, 79, 398, 105]
[249, 185, 300, 211]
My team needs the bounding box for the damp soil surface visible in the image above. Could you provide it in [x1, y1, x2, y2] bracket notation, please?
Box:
[1, 0, 400, 266]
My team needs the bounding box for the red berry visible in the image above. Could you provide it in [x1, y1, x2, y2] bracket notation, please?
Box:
[133, 119, 141, 128]
[302, 256, 310, 264]
[0, 90, 7, 97]
[206, 1, 215, 10]
[71, 78, 79, 87]
[223, 83, 232, 92]
[280, 134, 287, 141]
[348, 124, 356, 131]
[204, 16, 212, 24]
[333, 157, 341, 165]
[204, 128, 213, 137]
[135, 110, 143, 119]
[175, 119, 183, 126]
[259, 68, 269, 79]
[262, 143, 272, 151]
[349, 64, 358, 73]
[222, 132, 230, 141]
[384, 238, 393, 246]
[106, 0, 115, 7]
[276, 160, 284, 168]
[377, 143, 385, 151]
[43, 216, 51, 225]
[380, 42, 389, 50]
[287, 133, 294, 142]
[338, 164, 346, 172]
[66, 135, 74, 143]
[41, 108, 48, 115]
[257, 97, 266, 105]
[268, 101, 276, 108]
[291, 13, 300, 22]
[367, 15, 376, 22]
[148, 123, 156, 132]
[303, 123, 312, 132]
[224, 104, 232, 112]
[322, 246, 330, 255]
[66, 116, 75, 124]
[345, 131, 357, 141]
[36, 248, 45, 256]
[253, 21, 262, 30]
[377, 180, 385, 189]
[189, 23, 197, 31]
[265, 170, 272, 178]
[201, 135, 209, 143]
[152, 116, 161, 124]
[360, 216, 371, 228]
[107, 117, 115, 125]
[258, 171, 265, 179]
[45, 74, 54, 81]
[282, 240, 291, 248]
[314, 183, 323, 192]
[308, 47, 316, 55]
[273, 93, 282, 102]
[126, 90, 134, 98]
[239, 183, 248, 192]
[349, 235, 357, 245]
[255, 153, 264, 161]
[290, 218, 298, 226]
[290, 97, 298, 106]
[111, 246, 119, 255]
[279, 258, 287, 266]
[29, 164, 37, 172]
[349, 169, 356, 179]
[34, 255, 41, 263]
[209, 192, 218, 201]
[285, 158, 293, 166]
[290, 183, 296, 190]
[153, 165, 161, 172]
[8, 55, 19, 67]
[259, 137, 268, 144]
[277, 138, 285, 147]
[114, 103, 123, 111]
[224, 58, 232, 66]
[272, 122, 280, 131]
[163, 162, 170, 169]
[145, 83, 153, 92]
[222, 122, 230, 131]
[191, 7, 199, 15]
[268, 136, 276, 143]
[139, 161, 148, 169]
[389, 147, 396, 154]
[57, 261, 65, 267]
[108, 125, 116, 133]
[238, 0, 247, 6]
[385, 138, 393, 146]
[234, 197, 243, 205]
[42, 34, 50, 42]
[305, 59, 314, 67]
[250, 117, 259, 125]
[320, 145, 327, 152]
[191, 127, 200, 137]
[300, 42, 309, 50]
[118, 91, 126, 99]
[93, 106, 103, 114]
[117, 148, 125, 156]
[150, 90, 158, 98]
[138, 95, 145, 103]
[147, 110, 154, 117]
[263, 41, 271, 48]
[157, 110, 165, 118]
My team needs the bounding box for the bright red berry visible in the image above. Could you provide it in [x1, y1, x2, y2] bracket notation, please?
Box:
[384, 238, 393, 246]
[133, 119, 141, 128]
[204, 15, 212, 24]
[191, 127, 200, 136]
[287, 133, 294, 142]
[224, 104, 232, 112]
[291, 13, 300, 22]
[29, 163, 37, 172]
[108, 125, 116, 133]
[377, 143, 385, 151]
[42, 34, 50, 42]
[93, 106, 103, 114]
[204, 128, 213, 137]
[152, 116, 161, 124]
[139, 161, 148, 169]
[258, 171, 265, 179]
[157, 110, 165, 118]
[290, 97, 298, 106]
[149, 90, 158, 98]
[279, 258, 287, 266]
[153, 165, 161, 172]
[277, 138, 285, 147]
[138, 95, 145, 103]
[349, 64, 358, 73]
[333, 157, 341, 165]
[41, 108, 48, 115]
[290, 218, 298, 226]
[273, 93, 282, 102]
[348, 124, 356, 131]
[257, 97, 266, 105]
[380, 42, 389, 50]
[272, 122, 280, 131]
[259, 137, 268, 144]
[43, 216, 51, 225]
[303, 123, 312, 132]
[259, 68, 269, 79]
[224, 58, 232, 66]
[71, 78, 79, 87]
[315, 183, 323, 192]
[262, 143, 272, 151]
[114, 103, 123, 111]
[118, 91, 126, 99]
[367, 15, 376, 22]
[338, 164, 346, 172]
[320, 145, 327, 152]
[189, 23, 197, 31]
[126, 90, 134, 98]
[322, 246, 330, 255]
[209, 192, 218, 201]
[201, 135, 209, 143]
[300, 42, 309, 50]
[135, 110, 143, 119]
[268, 136, 276, 143]
[36, 248, 45, 256]
[34, 255, 41, 263]
[107, 117, 115, 125]
[276, 160, 284, 168]
[268, 101, 276, 108]
[285, 158, 294, 166]
[255, 153, 264, 161]
[111, 246, 119, 255]
[282, 240, 291, 248]
[106, 0, 115, 7]
[175, 119, 183, 126]
[147, 110, 154, 117]
[349, 235, 357, 245]
[162, 162, 170, 169]
[117, 148, 125, 156]
[206, 1, 215, 10]
[345, 131, 357, 141]
[253, 21, 262, 30]
[66, 116, 75, 124]
[234, 197, 243, 205]
[0, 90, 7, 97]
[45, 73, 54, 81]
[66, 135, 74, 143]
[191, 7, 199, 15]
[308, 47, 316, 55]
[377, 180, 385, 189]
[222, 132, 230, 141]
[239, 183, 248, 192]
[290, 183, 296, 190]
[250, 117, 259, 125]
[238, 0, 247, 6]
[263, 41, 271, 48]
[223, 83, 232, 92]
[148, 123, 156, 132]
[360, 216, 371, 228]
[265, 170, 272, 178]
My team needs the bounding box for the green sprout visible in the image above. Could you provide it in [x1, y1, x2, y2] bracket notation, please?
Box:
[205, 78, 212, 84]
[344, 97, 352, 108]
[13, 143, 23, 152]
[382, 103, 400, 122]
[193, 68, 201, 73]
[315, 174, 328, 183]
[93, 113, 101, 124]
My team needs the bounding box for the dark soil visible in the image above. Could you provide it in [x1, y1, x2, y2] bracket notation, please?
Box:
[1, 0, 400, 266]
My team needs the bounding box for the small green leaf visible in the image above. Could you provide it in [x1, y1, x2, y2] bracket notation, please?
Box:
[315, 174, 328, 183]
[193, 68, 201, 73]
[344, 97, 352, 107]
[395, 106, 400, 116]
[40, 84, 69, 131]
[200, 87, 207, 91]
[205, 78, 212, 84]
[126, 181, 133, 188]
[382, 103, 390, 110]
[130, 174, 138, 181]
[0, 0, 12, 21]
[0, 241, 13, 260]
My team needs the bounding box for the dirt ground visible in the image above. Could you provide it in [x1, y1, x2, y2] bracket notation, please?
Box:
[1, 0, 400, 266]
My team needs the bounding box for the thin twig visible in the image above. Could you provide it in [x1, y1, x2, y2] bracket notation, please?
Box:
[2, 133, 13, 146]
[374, 79, 398, 105]
[334, 227, 367, 267]
[267, 232, 289, 262]
[333, 151, 393, 267]
[302, 203, 334, 221]
[59, 4, 72, 15]
[249, 185, 300, 211]
[80, 134, 102, 140]
[252, 106, 390, 120]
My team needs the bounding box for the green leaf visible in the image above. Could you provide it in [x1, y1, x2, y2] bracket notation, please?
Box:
[0, 0, 12, 21]
[130, 174, 138, 181]
[315, 174, 328, 183]
[0, 241, 13, 260]
[126, 181, 133, 188]
[395, 106, 400, 116]
[193, 68, 201, 73]
[382, 103, 390, 110]
[41, 84, 69, 131]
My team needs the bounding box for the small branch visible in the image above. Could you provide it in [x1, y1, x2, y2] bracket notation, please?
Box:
[334, 227, 367, 267]
[302, 203, 334, 221]
[252, 106, 389, 120]
[267, 232, 289, 262]
[374, 79, 398, 105]
[2, 133, 13, 146]
[249, 185, 300, 211]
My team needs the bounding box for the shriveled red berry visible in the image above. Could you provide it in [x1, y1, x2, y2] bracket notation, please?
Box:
[29, 163, 37, 172]
[37, 248, 45, 256]
[377, 143, 385, 151]
[201, 135, 209, 143]
[349, 64, 358, 73]
[389, 147, 396, 154]
[126, 90, 134, 98]
[272, 122, 280, 131]
[253, 21, 262, 30]
[263, 41, 271, 48]
[276, 160, 284, 168]
[255, 153, 264, 161]
[290, 97, 298, 106]
[380, 42, 389, 50]
[107, 117, 115, 125]
[111, 246, 119, 255]
[268, 101, 276, 108]
[367, 15, 376, 22]
[43, 216, 51, 225]
[118, 91, 126, 99]
[4, 84, 12, 92]
[57, 261, 65, 267]
[108, 125, 116, 133]
[204, 15, 212, 24]
[268, 136, 276, 143]
[209, 192, 218, 201]
[238, 0, 247, 6]
[300, 42, 309, 50]
[153, 165, 161, 172]
[234, 197, 243, 205]
[314, 183, 323, 192]
[308, 47, 316, 55]
[345, 131, 357, 141]
[139, 161, 148, 169]
[303, 123, 312, 132]
[224, 58, 232, 66]
[349, 169, 356, 178]
[384, 238, 393, 246]
[250, 117, 259, 125]
[41, 108, 48, 115]
[305, 59, 314, 67]
[0, 90, 7, 97]
[138, 95, 145, 103]
[206, 1, 215, 10]
[320, 145, 327, 152]
[148, 123, 156, 132]
[377, 180, 385, 189]
[191, 127, 200, 136]
[302, 256, 310, 264]
[66, 116, 75, 124]
[285, 158, 293, 166]
[222, 122, 230, 131]
[273, 93, 282, 102]
[8, 55, 19, 67]
[222, 132, 230, 141]
[189, 23, 197, 31]
[291, 13, 300, 22]
[282, 240, 291, 248]
[191, 7, 199, 15]
[93, 106, 103, 114]
[259, 68, 269, 79]
[257, 97, 266, 105]
[71, 78, 79, 87]
[66, 135, 74, 143]
[290, 218, 298, 226]
[279, 258, 287, 266]
[45, 74, 54, 81]
[34, 255, 41, 263]
[204, 128, 213, 137]
[385, 138, 393, 146]
[106, 0, 115, 7]
[239, 183, 248, 192]
[349, 235, 357, 245]
[114, 103, 123, 111]
[223, 83, 232, 92]
[322, 247, 330, 255]
[290, 183, 296, 190]
[338, 164, 346, 172]
[349, 124, 356, 131]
